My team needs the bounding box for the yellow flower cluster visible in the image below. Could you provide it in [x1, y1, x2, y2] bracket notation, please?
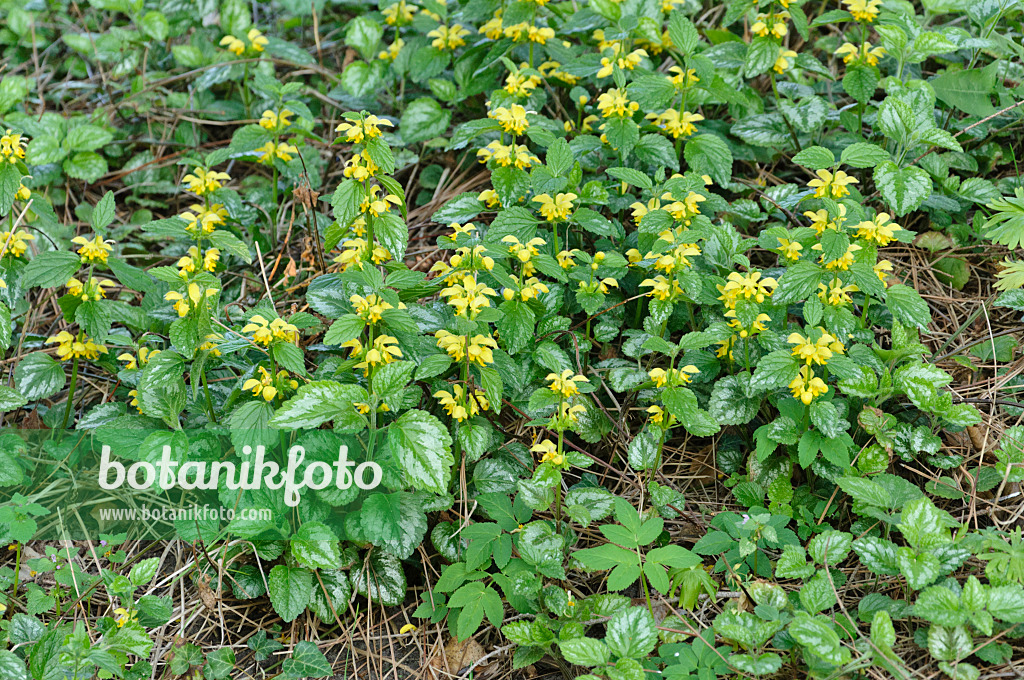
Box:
[382, 0, 416, 26]
[435, 330, 497, 366]
[343, 151, 380, 181]
[343, 335, 403, 375]
[533, 193, 576, 222]
[717, 271, 777, 309]
[752, 12, 789, 38]
[259, 109, 293, 132]
[646, 109, 704, 139]
[836, 42, 886, 66]
[220, 28, 268, 55]
[177, 245, 220, 276]
[257, 141, 298, 164]
[166, 283, 218, 317]
[428, 24, 471, 50]
[788, 329, 845, 366]
[504, 23, 555, 44]
[0, 129, 27, 163]
[379, 39, 405, 62]
[359, 185, 402, 217]
[640, 274, 683, 301]
[807, 169, 858, 199]
[0, 229, 34, 258]
[117, 347, 159, 369]
[531, 439, 563, 466]
[818, 280, 859, 306]
[182, 168, 230, 196]
[811, 242, 861, 271]
[725, 310, 771, 338]
[490, 104, 530, 136]
[476, 141, 540, 169]
[854, 213, 901, 246]
[843, 0, 881, 22]
[649, 365, 699, 388]
[440, 274, 496, 318]
[72, 235, 113, 264]
[597, 44, 648, 78]
[434, 384, 490, 422]
[596, 89, 640, 118]
[351, 294, 393, 324]
[180, 204, 227, 236]
[502, 275, 549, 301]
[334, 237, 391, 271]
[67, 276, 115, 302]
[547, 369, 588, 398]
[790, 366, 829, 405]
[335, 115, 393, 143]
[243, 366, 298, 402]
[243, 314, 299, 346]
[47, 331, 108, 362]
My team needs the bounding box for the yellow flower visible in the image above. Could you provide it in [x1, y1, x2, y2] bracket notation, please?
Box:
[428, 24, 471, 51]
[0, 229, 35, 258]
[259, 109, 294, 131]
[66, 276, 114, 302]
[854, 212, 901, 246]
[789, 366, 828, 405]
[557, 249, 579, 270]
[818, 280, 859, 306]
[647, 405, 668, 425]
[811, 242, 861, 270]
[117, 347, 159, 370]
[476, 141, 540, 169]
[247, 28, 268, 52]
[333, 237, 391, 271]
[527, 25, 555, 44]
[182, 168, 230, 195]
[480, 15, 504, 39]
[478, 189, 501, 208]
[717, 271, 777, 308]
[0, 129, 28, 163]
[596, 89, 640, 118]
[668, 66, 699, 88]
[491, 104, 530, 136]
[243, 366, 278, 402]
[874, 259, 893, 282]
[836, 41, 886, 66]
[774, 48, 798, 74]
[646, 109, 703, 139]
[351, 294, 393, 324]
[15, 183, 30, 201]
[803, 206, 846, 235]
[220, 34, 245, 55]
[165, 283, 218, 317]
[113, 607, 137, 628]
[435, 384, 489, 421]
[200, 333, 223, 356]
[335, 114, 393, 143]
[382, 0, 417, 26]
[359, 184, 402, 217]
[257, 141, 298, 164]
[504, 71, 540, 97]
[354, 335, 403, 375]
[547, 369, 588, 398]
[71, 234, 113, 264]
[725, 310, 771, 338]
[752, 12, 789, 38]
[843, 0, 881, 22]
[47, 331, 108, 362]
[788, 329, 844, 365]
[242, 314, 299, 346]
[807, 169, 858, 199]
[379, 38, 405, 62]
[777, 238, 803, 261]
[531, 439, 564, 466]
[648, 365, 699, 387]
[640, 274, 682, 302]
[556, 402, 586, 424]
[400, 623, 417, 634]
[180, 204, 227, 236]
[532, 192, 576, 221]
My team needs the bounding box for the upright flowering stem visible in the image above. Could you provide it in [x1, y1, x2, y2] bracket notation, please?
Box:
[60, 355, 79, 430]
[770, 71, 801, 150]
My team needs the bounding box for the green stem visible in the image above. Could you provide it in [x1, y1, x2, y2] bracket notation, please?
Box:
[202, 370, 217, 423]
[60, 355, 79, 430]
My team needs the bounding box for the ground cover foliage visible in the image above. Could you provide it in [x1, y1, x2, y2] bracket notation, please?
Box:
[1, 0, 1024, 677]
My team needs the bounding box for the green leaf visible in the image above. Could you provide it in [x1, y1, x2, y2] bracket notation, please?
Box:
[23, 250, 81, 288]
[684, 134, 733, 186]
[63, 151, 107, 182]
[208, 229, 253, 264]
[66, 125, 112, 152]
[886, 284, 931, 330]
[388, 409, 454, 494]
[840, 142, 889, 169]
[560, 638, 610, 667]
[400, 97, 451, 143]
[15, 353, 66, 401]
[605, 607, 658, 658]
[139, 10, 169, 41]
[873, 161, 931, 217]
[270, 381, 365, 429]
[843, 63, 879, 104]
[291, 521, 342, 570]
[351, 551, 407, 606]
[606, 166, 652, 190]
[268, 565, 312, 623]
[360, 492, 428, 559]
[931, 66, 997, 117]
[282, 641, 333, 679]
[344, 16, 383, 61]
[791, 146, 835, 170]
[773, 260, 823, 304]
